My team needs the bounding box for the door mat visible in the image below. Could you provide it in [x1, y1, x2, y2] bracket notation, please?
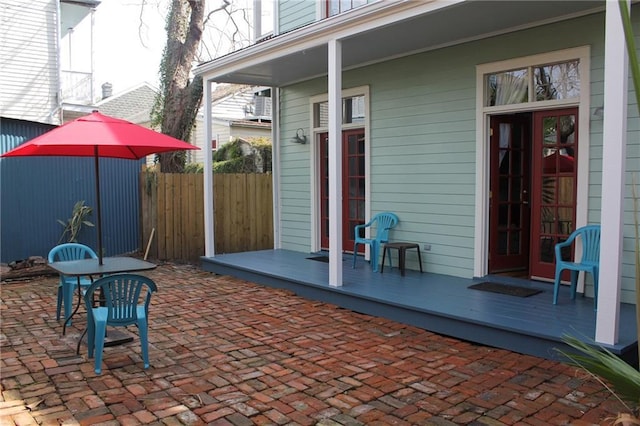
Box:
[306, 256, 347, 262]
[468, 282, 542, 298]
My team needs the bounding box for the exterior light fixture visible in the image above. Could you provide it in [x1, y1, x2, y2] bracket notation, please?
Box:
[292, 128, 307, 144]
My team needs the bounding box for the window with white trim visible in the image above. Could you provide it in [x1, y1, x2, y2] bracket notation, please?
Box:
[485, 60, 580, 106]
[325, 0, 368, 18]
[313, 95, 366, 127]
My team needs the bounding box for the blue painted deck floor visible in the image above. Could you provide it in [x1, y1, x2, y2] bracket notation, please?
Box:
[201, 249, 637, 363]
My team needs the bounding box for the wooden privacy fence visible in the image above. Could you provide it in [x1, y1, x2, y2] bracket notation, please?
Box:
[140, 171, 273, 262]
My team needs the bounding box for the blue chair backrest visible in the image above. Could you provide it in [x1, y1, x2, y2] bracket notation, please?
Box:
[574, 225, 600, 263]
[373, 212, 399, 242]
[84, 274, 157, 327]
[48, 243, 98, 263]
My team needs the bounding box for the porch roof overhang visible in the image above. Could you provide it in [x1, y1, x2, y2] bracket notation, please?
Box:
[194, 0, 604, 87]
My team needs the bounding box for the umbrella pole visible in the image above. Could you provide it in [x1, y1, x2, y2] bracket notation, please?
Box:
[94, 147, 104, 265]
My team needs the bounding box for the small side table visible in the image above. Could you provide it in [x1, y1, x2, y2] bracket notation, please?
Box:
[381, 242, 423, 276]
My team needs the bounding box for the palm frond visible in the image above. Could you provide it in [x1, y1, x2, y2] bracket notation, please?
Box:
[557, 335, 640, 410]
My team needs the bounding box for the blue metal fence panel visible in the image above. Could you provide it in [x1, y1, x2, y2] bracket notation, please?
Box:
[0, 117, 141, 263]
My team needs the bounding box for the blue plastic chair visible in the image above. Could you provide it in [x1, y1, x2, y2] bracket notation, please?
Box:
[48, 243, 99, 325]
[352, 212, 399, 272]
[83, 274, 157, 374]
[553, 225, 600, 309]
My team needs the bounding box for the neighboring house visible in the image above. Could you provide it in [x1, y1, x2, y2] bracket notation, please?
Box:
[93, 82, 158, 125]
[195, 0, 639, 351]
[0, 0, 100, 125]
[61, 81, 158, 125]
[191, 84, 271, 165]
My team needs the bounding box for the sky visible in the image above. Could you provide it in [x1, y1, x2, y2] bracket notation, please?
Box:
[61, 0, 266, 100]
[92, 0, 169, 94]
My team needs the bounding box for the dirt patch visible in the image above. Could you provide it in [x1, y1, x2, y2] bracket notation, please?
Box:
[1, 257, 56, 282]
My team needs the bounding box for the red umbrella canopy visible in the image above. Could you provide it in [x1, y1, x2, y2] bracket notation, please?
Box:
[1, 111, 198, 159]
[543, 151, 575, 174]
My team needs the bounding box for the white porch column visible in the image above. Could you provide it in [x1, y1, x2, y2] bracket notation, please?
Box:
[595, 0, 629, 345]
[272, 87, 281, 249]
[328, 39, 343, 287]
[203, 78, 215, 257]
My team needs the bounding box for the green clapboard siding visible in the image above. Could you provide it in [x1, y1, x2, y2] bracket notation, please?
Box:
[277, 10, 640, 300]
[279, 0, 316, 33]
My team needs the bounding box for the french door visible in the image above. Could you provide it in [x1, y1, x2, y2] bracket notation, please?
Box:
[529, 108, 578, 280]
[488, 108, 578, 281]
[488, 114, 531, 273]
[319, 129, 366, 252]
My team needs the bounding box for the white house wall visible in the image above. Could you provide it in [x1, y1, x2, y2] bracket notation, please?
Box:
[0, 0, 60, 124]
[277, 11, 639, 303]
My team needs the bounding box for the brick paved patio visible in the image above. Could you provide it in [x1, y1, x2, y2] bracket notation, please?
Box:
[0, 262, 628, 425]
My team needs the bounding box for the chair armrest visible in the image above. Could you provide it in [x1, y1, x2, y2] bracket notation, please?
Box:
[554, 231, 578, 259]
[355, 219, 374, 236]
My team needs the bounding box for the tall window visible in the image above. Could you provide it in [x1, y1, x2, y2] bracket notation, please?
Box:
[326, 0, 368, 17]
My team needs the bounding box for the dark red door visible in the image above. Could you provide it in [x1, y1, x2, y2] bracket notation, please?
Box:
[489, 114, 531, 273]
[320, 129, 366, 252]
[530, 108, 578, 280]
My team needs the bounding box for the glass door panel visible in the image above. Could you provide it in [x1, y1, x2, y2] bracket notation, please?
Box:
[489, 114, 531, 273]
[530, 108, 577, 279]
[320, 129, 366, 252]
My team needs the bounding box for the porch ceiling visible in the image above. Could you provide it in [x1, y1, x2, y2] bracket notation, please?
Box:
[194, 0, 603, 87]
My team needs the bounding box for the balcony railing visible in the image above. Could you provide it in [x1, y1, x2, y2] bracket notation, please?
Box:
[61, 70, 93, 104]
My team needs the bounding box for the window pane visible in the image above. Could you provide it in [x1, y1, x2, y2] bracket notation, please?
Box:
[328, 0, 340, 16]
[315, 95, 366, 128]
[486, 69, 528, 106]
[535, 60, 580, 101]
[343, 96, 365, 124]
[314, 102, 328, 128]
[509, 230, 521, 255]
[543, 117, 557, 146]
[559, 115, 575, 144]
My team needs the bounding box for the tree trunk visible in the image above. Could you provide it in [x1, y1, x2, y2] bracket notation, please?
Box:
[156, 0, 204, 173]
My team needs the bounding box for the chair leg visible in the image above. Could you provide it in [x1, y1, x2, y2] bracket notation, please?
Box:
[553, 267, 563, 304]
[352, 243, 359, 269]
[381, 245, 387, 273]
[138, 316, 150, 369]
[592, 267, 599, 311]
[371, 243, 379, 272]
[94, 320, 107, 374]
[569, 270, 579, 300]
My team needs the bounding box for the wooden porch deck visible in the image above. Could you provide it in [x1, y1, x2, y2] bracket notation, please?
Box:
[200, 249, 637, 364]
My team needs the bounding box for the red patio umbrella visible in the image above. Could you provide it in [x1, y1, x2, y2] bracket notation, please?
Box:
[543, 151, 575, 174]
[1, 111, 199, 264]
